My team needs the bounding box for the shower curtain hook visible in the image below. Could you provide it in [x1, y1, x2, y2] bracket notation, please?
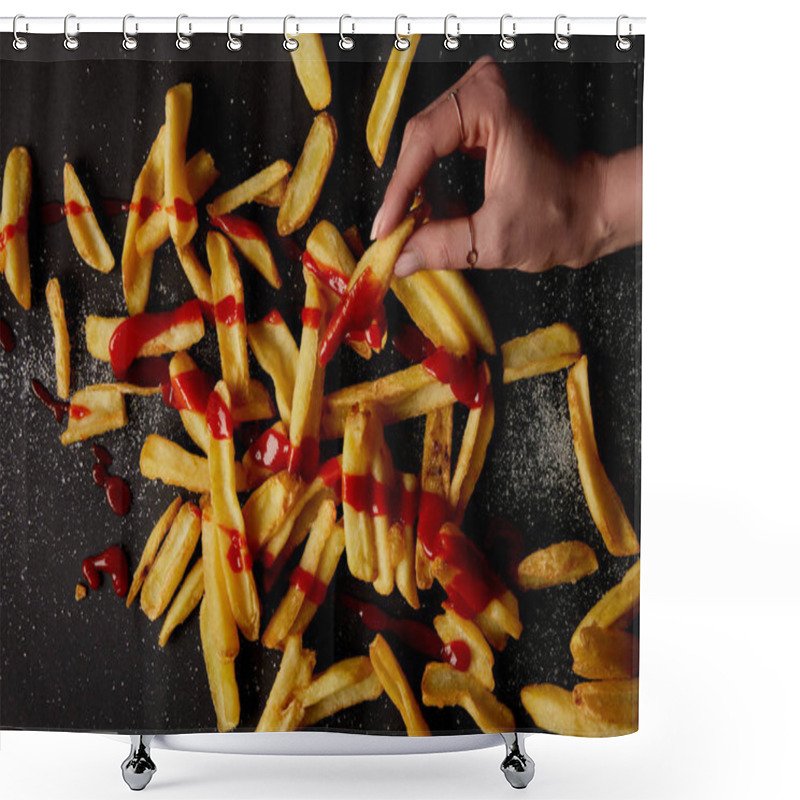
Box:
[554, 14, 570, 51]
[444, 14, 460, 50]
[176, 14, 192, 50]
[499, 14, 516, 50]
[616, 15, 632, 51]
[394, 15, 411, 50]
[339, 15, 355, 50]
[283, 16, 299, 51]
[12, 15, 28, 51]
[122, 15, 138, 51]
[227, 16, 242, 51]
[63, 14, 79, 51]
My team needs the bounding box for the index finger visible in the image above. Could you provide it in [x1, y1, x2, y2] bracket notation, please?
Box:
[372, 57, 502, 241]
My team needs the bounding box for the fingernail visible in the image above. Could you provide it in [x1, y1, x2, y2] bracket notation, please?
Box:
[394, 252, 421, 278]
[370, 205, 385, 241]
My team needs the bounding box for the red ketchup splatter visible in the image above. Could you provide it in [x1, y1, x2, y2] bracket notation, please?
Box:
[339, 595, 471, 672]
[288, 437, 321, 484]
[1, 319, 15, 353]
[166, 198, 197, 222]
[422, 348, 487, 409]
[211, 214, 268, 243]
[290, 567, 328, 606]
[108, 299, 202, 380]
[214, 294, 245, 326]
[342, 473, 418, 526]
[30, 379, 70, 423]
[219, 524, 253, 573]
[393, 324, 436, 363]
[301, 307, 322, 330]
[206, 391, 233, 440]
[165, 368, 214, 413]
[302, 250, 349, 297]
[91, 444, 131, 516]
[70, 405, 91, 420]
[81, 545, 129, 597]
[318, 268, 384, 365]
[0, 215, 28, 251]
[247, 427, 290, 472]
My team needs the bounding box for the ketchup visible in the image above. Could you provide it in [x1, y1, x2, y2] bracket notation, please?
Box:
[247, 426, 290, 472]
[290, 566, 328, 606]
[317, 457, 343, 498]
[264, 309, 284, 325]
[167, 198, 197, 222]
[103, 197, 161, 220]
[0, 215, 28, 251]
[214, 295, 245, 326]
[339, 595, 471, 672]
[421, 348, 487, 409]
[206, 391, 233, 440]
[165, 368, 214, 413]
[1, 319, 15, 353]
[211, 214, 268, 243]
[287, 437, 320, 484]
[125, 357, 172, 389]
[91, 444, 131, 516]
[393, 324, 436, 363]
[417, 491, 449, 559]
[219, 524, 253, 573]
[302, 250, 349, 297]
[81, 545, 129, 597]
[30, 379, 70, 423]
[108, 299, 202, 379]
[301, 307, 322, 330]
[342, 473, 417, 525]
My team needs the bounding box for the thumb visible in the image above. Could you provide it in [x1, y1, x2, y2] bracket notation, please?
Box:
[393, 208, 500, 278]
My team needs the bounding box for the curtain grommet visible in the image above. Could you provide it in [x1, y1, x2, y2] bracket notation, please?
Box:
[339, 14, 355, 50]
[394, 15, 411, 50]
[122, 14, 138, 51]
[63, 14, 79, 51]
[227, 15, 242, 51]
[499, 14, 516, 51]
[554, 14, 571, 51]
[283, 16, 299, 51]
[12, 15, 28, 51]
[444, 14, 460, 50]
[176, 14, 192, 50]
[616, 15, 632, 51]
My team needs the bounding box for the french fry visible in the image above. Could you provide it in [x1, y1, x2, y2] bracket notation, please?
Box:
[422, 663, 514, 733]
[254, 175, 288, 207]
[416, 406, 453, 590]
[288, 274, 328, 482]
[85, 302, 204, 363]
[262, 498, 336, 649]
[341, 225, 365, 259]
[567, 356, 639, 556]
[521, 683, 636, 736]
[93, 382, 161, 396]
[140, 502, 202, 620]
[256, 634, 315, 732]
[372, 433, 404, 597]
[199, 597, 240, 732]
[277, 112, 337, 236]
[164, 82, 198, 248]
[206, 381, 260, 642]
[136, 150, 219, 256]
[573, 678, 638, 731]
[175, 242, 213, 309]
[201, 505, 239, 661]
[0, 147, 32, 308]
[342, 404, 379, 583]
[233, 378, 276, 424]
[242, 420, 290, 488]
[518, 541, 599, 591]
[63, 163, 115, 273]
[571, 625, 639, 680]
[449, 367, 494, 523]
[367, 35, 421, 167]
[60, 386, 127, 445]
[45, 278, 71, 399]
[433, 607, 495, 691]
[394, 473, 420, 609]
[243, 469, 304, 554]
[207, 231, 249, 403]
[290, 34, 332, 111]
[169, 351, 211, 453]
[139, 434, 251, 493]
[127, 496, 182, 607]
[211, 214, 281, 289]
[206, 159, 292, 219]
[369, 634, 430, 736]
[159, 558, 204, 647]
[502, 322, 582, 384]
[300, 657, 383, 727]
[570, 560, 640, 656]
[248, 310, 299, 424]
[122, 127, 165, 315]
[320, 360, 459, 439]
[318, 215, 415, 366]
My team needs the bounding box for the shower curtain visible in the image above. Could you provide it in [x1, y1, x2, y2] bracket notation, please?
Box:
[0, 29, 643, 737]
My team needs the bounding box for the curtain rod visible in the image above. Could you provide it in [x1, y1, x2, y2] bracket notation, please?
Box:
[0, 16, 646, 37]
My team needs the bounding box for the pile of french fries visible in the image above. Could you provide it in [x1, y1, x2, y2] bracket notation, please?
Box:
[4, 38, 640, 738]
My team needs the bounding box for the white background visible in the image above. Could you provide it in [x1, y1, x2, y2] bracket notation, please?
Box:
[2, 1, 799, 798]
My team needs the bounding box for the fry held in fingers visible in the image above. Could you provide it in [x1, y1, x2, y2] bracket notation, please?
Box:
[46, 278, 71, 399]
[0, 147, 32, 308]
[164, 82, 198, 248]
[567, 356, 639, 557]
[517, 541, 599, 591]
[63, 163, 115, 273]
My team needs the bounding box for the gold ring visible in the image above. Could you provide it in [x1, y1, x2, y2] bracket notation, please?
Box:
[466, 216, 478, 268]
[449, 90, 466, 143]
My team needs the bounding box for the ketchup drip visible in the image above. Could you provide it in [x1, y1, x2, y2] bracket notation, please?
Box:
[319, 268, 384, 366]
[167, 198, 197, 222]
[339, 595, 471, 672]
[206, 391, 233, 440]
[108, 299, 202, 379]
[30, 379, 70, 422]
[0, 216, 28, 252]
[165, 368, 214, 413]
[81, 545, 129, 597]
[1, 319, 15, 353]
[214, 295, 245, 326]
[247, 427, 291, 472]
[91, 444, 131, 516]
[393, 323, 436, 363]
[417, 491, 449, 559]
[422, 348, 487, 409]
[302, 250, 349, 297]
[288, 437, 321, 484]
[211, 214, 267, 243]
[290, 567, 328, 606]
[219, 524, 253, 573]
[302, 307, 322, 330]
[264, 309, 284, 325]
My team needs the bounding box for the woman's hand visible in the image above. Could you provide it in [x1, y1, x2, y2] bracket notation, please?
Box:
[371, 56, 642, 277]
